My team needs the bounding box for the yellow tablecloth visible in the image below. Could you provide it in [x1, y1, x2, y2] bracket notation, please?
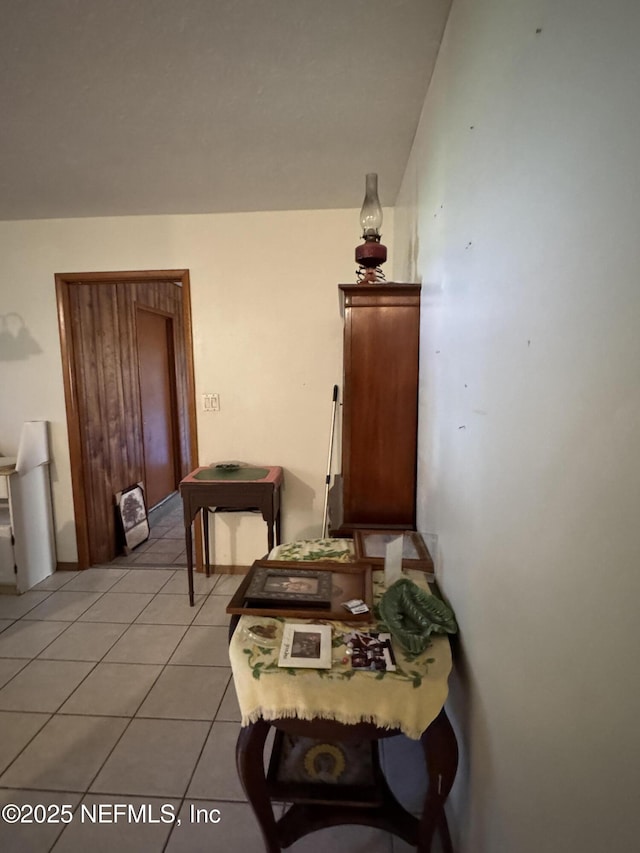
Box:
[228, 540, 452, 740]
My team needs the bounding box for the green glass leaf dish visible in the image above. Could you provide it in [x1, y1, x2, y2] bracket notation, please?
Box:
[378, 578, 457, 655]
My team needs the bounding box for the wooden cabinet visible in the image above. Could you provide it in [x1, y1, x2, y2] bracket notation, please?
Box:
[336, 283, 420, 531]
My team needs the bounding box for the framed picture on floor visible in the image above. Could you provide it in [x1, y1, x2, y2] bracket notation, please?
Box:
[115, 482, 150, 554]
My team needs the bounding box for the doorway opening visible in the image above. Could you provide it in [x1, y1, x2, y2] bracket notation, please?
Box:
[56, 270, 198, 569]
[136, 305, 180, 509]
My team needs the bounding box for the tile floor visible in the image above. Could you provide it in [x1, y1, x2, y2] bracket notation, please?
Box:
[0, 496, 442, 852]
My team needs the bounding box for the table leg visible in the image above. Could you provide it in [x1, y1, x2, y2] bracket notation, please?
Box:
[185, 520, 195, 607]
[236, 720, 281, 853]
[202, 508, 210, 577]
[418, 708, 458, 853]
[275, 495, 282, 546]
[259, 494, 276, 554]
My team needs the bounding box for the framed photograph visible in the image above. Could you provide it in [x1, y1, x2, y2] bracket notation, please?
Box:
[278, 623, 332, 669]
[115, 482, 150, 554]
[245, 566, 332, 608]
[269, 732, 376, 793]
[227, 560, 373, 622]
[353, 529, 434, 573]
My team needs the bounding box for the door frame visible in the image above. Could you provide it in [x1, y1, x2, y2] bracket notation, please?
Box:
[55, 269, 199, 569]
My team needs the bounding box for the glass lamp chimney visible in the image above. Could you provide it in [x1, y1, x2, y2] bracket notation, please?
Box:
[359, 173, 383, 240]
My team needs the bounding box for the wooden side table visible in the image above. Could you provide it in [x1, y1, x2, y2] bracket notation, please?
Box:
[228, 544, 457, 850]
[236, 711, 458, 852]
[179, 466, 283, 605]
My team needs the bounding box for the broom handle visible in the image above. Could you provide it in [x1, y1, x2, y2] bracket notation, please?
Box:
[321, 385, 339, 537]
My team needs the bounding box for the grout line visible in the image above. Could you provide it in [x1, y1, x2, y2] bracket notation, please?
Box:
[161, 668, 233, 853]
[0, 586, 57, 620]
[38, 585, 198, 718]
[161, 720, 216, 853]
[0, 783, 250, 801]
[0, 493, 243, 838]
[0, 586, 222, 726]
[20, 586, 110, 623]
[0, 712, 52, 783]
[45, 795, 84, 853]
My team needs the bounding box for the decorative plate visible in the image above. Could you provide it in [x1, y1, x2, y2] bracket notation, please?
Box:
[242, 618, 282, 647]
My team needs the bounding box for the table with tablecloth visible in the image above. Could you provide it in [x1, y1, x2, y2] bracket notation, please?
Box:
[229, 539, 452, 740]
[228, 538, 458, 852]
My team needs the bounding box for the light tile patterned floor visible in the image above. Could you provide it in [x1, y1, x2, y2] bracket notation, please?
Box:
[0, 495, 442, 852]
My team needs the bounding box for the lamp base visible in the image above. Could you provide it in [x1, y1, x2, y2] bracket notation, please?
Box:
[356, 266, 386, 285]
[355, 241, 387, 267]
[355, 240, 387, 285]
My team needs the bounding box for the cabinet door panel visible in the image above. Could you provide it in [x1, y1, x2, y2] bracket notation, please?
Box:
[340, 285, 420, 527]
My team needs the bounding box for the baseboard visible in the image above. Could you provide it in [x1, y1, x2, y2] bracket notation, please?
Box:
[204, 565, 250, 575]
[56, 562, 80, 572]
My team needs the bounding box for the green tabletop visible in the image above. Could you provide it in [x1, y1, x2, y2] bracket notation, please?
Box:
[193, 466, 270, 482]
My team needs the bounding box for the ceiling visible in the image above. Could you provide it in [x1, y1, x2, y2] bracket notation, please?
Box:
[0, 0, 451, 221]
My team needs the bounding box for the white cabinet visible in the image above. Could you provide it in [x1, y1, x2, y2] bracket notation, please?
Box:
[0, 460, 15, 586]
[0, 422, 56, 593]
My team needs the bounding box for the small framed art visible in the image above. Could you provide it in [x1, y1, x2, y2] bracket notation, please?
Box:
[227, 560, 373, 622]
[278, 623, 332, 669]
[115, 482, 150, 554]
[245, 567, 332, 609]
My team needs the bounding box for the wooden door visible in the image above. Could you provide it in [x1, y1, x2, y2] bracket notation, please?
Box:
[56, 270, 198, 568]
[136, 307, 179, 508]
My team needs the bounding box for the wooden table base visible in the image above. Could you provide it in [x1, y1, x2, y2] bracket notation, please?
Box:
[236, 710, 458, 852]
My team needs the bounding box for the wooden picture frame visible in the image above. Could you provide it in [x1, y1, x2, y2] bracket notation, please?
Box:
[245, 566, 332, 608]
[227, 559, 374, 621]
[278, 623, 332, 669]
[267, 731, 379, 804]
[115, 482, 150, 554]
[353, 529, 434, 573]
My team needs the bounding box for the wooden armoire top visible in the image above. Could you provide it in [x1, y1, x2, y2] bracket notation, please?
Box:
[339, 282, 421, 308]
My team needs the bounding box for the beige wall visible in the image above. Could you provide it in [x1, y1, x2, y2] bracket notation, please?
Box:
[394, 1, 640, 851]
[0, 207, 393, 564]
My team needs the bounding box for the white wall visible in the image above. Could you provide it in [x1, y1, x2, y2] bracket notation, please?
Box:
[394, 1, 640, 851]
[0, 207, 393, 564]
